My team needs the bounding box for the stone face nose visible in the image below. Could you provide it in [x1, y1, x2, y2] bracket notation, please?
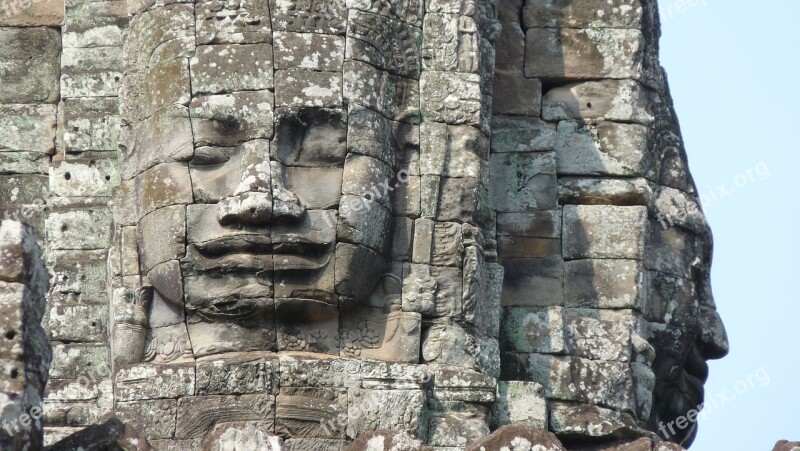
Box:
[698, 305, 730, 360]
[216, 157, 306, 226]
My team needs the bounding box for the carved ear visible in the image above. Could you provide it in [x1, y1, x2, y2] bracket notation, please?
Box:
[136, 286, 154, 310]
[367, 273, 402, 309]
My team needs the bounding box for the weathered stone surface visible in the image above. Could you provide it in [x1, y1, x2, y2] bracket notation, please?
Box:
[190, 91, 275, 147]
[493, 69, 543, 116]
[115, 363, 195, 402]
[351, 10, 422, 77]
[176, 394, 275, 439]
[191, 44, 274, 95]
[275, 69, 343, 108]
[773, 441, 800, 451]
[549, 402, 641, 439]
[501, 306, 564, 353]
[427, 403, 489, 447]
[44, 417, 153, 451]
[46, 209, 112, 250]
[562, 205, 647, 259]
[523, 0, 644, 29]
[499, 257, 563, 307]
[0, 28, 60, 103]
[464, 425, 566, 451]
[275, 32, 345, 71]
[558, 177, 653, 206]
[344, 61, 420, 122]
[202, 423, 286, 450]
[542, 80, 656, 124]
[556, 121, 652, 176]
[525, 28, 644, 79]
[137, 205, 186, 272]
[492, 116, 556, 153]
[0, 221, 51, 450]
[196, 0, 272, 45]
[492, 381, 547, 429]
[0, 105, 57, 153]
[117, 398, 177, 439]
[0, 0, 63, 26]
[490, 152, 557, 212]
[564, 259, 644, 309]
[61, 98, 121, 152]
[345, 429, 429, 451]
[347, 388, 427, 439]
[421, 71, 484, 127]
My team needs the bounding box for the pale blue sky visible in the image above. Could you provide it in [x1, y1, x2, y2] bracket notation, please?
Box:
[659, 0, 800, 448]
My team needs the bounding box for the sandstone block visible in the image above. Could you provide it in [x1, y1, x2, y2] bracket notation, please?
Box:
[196, 0, 272, 45]
[0, 28, 60, 103]
[0, 105, 57, 153]
[563, 205, 647, 259]
[47, 303, 108, 342]
[427, 404, 490, 447]
[492, 381, 547, 428]
[191, 44, 274, 95]
[46, 209, 112, 250]
[275, 32, 345, 71]
[120, 105, 194, 180]
[420, 122, 488, 178]
[489, 152, 557, 212]
[421, 71, 483, 126]
[501, 305, 564, 354]
[275, 69, 343, 108]
[525, 28, 644, 80]
[491, 116, 556, 153]
[497, 211, 561, 238]
[137, 205, 186, 273]
[558, 176, 653, 206]
[349, 10, 422, 77]
[542, 80, 656, 124]
[564, 259, 645, 309]
[346, 388, 427, 439]
[61, 98, 121, 152]
[492, 69, 543, 116]
[555, 120, 652, 177]
[0, 0, 64, 26]
[116, 399, 177, 439]
[523, 0, 644, 29]
[563, 308, 639, 361]
[50, 159, 117, 198]
[176, 394, 275, 439]
[499, 257, 563, 306]
[275, 387, 347, 438]
[115, 363, 195, 402]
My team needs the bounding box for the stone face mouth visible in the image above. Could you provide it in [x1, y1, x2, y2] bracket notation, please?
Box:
[189, 230, 334, 270]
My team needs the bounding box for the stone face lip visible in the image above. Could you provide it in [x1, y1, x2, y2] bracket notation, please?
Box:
[773, 441, 800, 451]
[43, 417, 152, 451]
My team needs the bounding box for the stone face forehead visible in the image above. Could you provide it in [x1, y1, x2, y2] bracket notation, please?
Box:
[0, 0, 726, 449]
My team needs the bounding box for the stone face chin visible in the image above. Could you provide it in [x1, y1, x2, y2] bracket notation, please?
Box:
[0, 0, 727, 449]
